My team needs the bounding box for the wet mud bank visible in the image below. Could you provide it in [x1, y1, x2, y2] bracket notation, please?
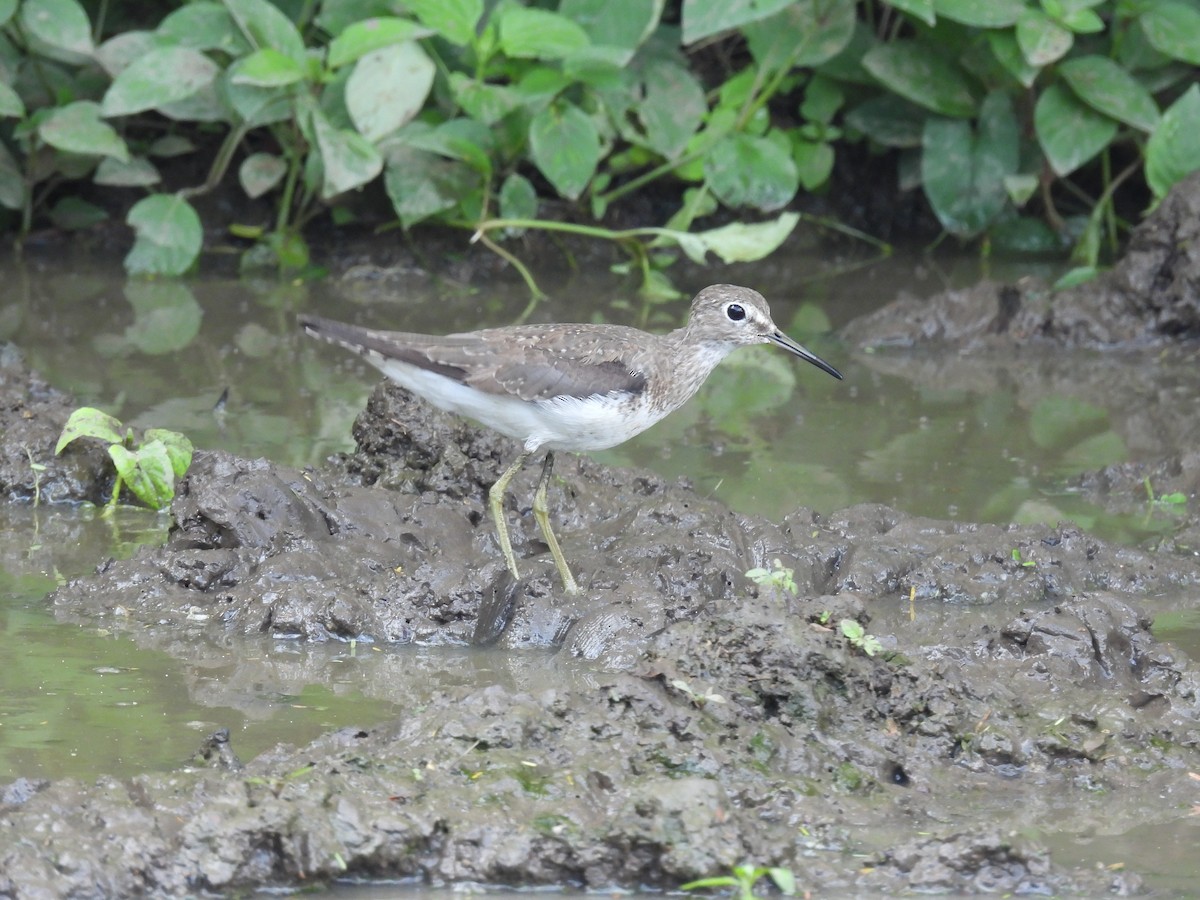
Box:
[4, 182, 1200, 895]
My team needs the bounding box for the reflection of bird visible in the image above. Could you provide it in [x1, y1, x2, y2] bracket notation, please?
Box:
[300, 284, 842, 594]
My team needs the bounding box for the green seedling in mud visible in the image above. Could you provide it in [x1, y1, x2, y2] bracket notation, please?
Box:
[839, 619, 883, 657]
[670, 679, 727, 708]
[55, 407, 193, 511]
[746, 558, 797, 596]
[1010, 548, 1036, 568]
[683, 863, 796, 900]
[25, 447, 45, 507]
[1143, 476, 1187, 509]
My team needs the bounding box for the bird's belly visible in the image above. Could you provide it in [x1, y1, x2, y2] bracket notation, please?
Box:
[533, 393, 667, 452]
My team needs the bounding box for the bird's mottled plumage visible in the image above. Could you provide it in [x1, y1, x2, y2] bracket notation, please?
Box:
[300, 284, 842, 593]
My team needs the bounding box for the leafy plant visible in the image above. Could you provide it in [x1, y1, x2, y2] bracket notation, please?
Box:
[1143, 475, 1187, 508]
[838, 618, 883, 657]
[54, 407, 193, 510]
[746, 558, 798, 596]
[683, 864, 797, 900]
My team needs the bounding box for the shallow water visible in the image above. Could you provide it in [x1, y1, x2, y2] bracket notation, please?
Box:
[3, 249, 1199, 891]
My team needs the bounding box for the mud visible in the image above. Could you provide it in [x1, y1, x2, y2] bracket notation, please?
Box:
[4, 180, 1200, 896]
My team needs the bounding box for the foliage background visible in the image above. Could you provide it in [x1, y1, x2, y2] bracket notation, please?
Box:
[0, 0, 1197, 286]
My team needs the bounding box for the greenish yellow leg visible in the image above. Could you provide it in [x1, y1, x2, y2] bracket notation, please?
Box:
[533, 451, 579, 594]
[488, 450, 530, 580]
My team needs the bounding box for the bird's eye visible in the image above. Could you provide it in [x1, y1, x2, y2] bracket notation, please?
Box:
[726, 303, 746, 322]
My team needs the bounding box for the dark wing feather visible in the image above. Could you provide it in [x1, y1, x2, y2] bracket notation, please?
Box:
[481, 359, 647, 401]
[299, 315, 469, 382]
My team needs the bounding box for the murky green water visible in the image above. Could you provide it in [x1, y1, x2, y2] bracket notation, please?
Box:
[3, 251, 1199, 891]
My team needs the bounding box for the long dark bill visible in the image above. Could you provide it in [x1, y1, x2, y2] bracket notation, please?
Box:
[770, 330, 843, 381]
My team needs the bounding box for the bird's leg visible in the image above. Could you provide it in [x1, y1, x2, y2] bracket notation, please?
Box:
[533, 451, 579, 594]
[488, 450, 530, 580]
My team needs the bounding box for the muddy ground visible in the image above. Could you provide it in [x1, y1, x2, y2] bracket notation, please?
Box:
[3, 177, 1200, 897]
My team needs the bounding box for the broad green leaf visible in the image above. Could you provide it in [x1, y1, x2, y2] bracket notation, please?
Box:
[1016, 8, 1072, 66]
[50, 195, 107, 229]
[499, 7, 590, 60]
[158, 2, 250, 54]
[144, 429, 194, 478]
[125, 194, 203, 275]
[499, 172, 538, 220]
[328, 17, 434, 68]
[559, 0, 663, 52]
[224, 0, 306, 62]
[383, 145, 475, 226]
[744, 0, 856, 71]
[56, 407, 125, 454]
[934, 0, 1026, 27]
[921, 92, 1019, 238]
[403, 0, 482, 46]
[122, 281, 203, 354]
[39, 102, 130, 162]
[987, 30, 1037, 87]
[311, 109, 383, 197]
[314, 0, 392, 36]
[149, 135, 197, 158]
[0, 81, 22, 117]
[1146, 85, 1200, 201]
[0, 141, 23, 210]
[20, 0, 94, 62]
[95, 156, 160, 187]
[685, 211, 800, 264]
[1034, 83, 1117, 176]
[845, 95, 927, 147]
[705, 132, 799, 212]
[230, 48, 305, 87]
[225, 77, 293, 127]
[528, 101, 600, 199]
[1140, 2, 1200, 66]
[681, 0, 793, 44]
[346, 42, 434, 141]
[450, 73, 520, 125]
[95, 31, 163, 78]
[886, 0, 935, 26]
[102, 47, 221, 116]
[111, 440, 176, 509]
[1059, 55, 1159, 132]
[862, 41, 976, 117]
[626, 59, 704, 159]
[0, 0, 14, 26]
[239, 152, 287, 198]
[793, 138, 834, 190]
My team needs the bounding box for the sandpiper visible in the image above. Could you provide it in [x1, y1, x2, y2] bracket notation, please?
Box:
[300, 284, 842, 594]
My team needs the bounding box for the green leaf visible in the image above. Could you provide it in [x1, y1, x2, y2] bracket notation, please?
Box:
[158, 3, 250, 54]
[310, 108, 383, 197]
[95, 156, 161, 187]
[1140, 2, 1200, 65]
[1053, 266, 1098, 290]
[102, 46, 221, 116]
[449, 74, 520, 125]
[20, 0, 94, 62]
[681, 212, 800, 265]
[328, 16, 434, 67]
[56, 407, 125, 454]
[625, 59, 705, 159]
[383, 145, 475, 226]
[402, 0, 482, 46]
[124, 194, 203, 275]
[934, 0, 1026, 27]
[0, 0, 15, 26]
[499, 172, 538, 220]
[50, 196, 108, 230]
[681, 0, 793, 44]
[921, 92, 1019, 238]
[862, 41, 977, 117]
[144, 429, 194, 478]
[793, 138, 833, 191]
[528, 101, 600, 200]
[110, 440, 176, 509]
[987, 30, 1037, 88]
[39, 102, 130, 162]
[346, 42, 435, 141]
[1034, 83, 1117, 176]
[121, 281, 203, 355]
[705, 132, 798, 211]
[223, 0, 306, 62]
[0, 80, 22, 118]
[887, 0, 935, 26]
[230, 48, 305, 87]
[1016, 8, 1073, 66]
[1059, 55, 1159, 132]
[1146, 85, 1200, 201]
[845, 96, 927, 148]
[744, 0, 856, 71]
[239, 152, 287, 198]
[499, 7, 590, 60]
[559, 0, 662, 52]
[0, 142, 23, 210]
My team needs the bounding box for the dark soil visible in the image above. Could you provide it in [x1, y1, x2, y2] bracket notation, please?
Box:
[4, 178, 1200, 898]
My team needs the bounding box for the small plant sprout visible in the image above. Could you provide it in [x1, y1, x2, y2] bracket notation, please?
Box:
[1010, 548, 1036, 568]
[683, 863, 796, 900]
[745, 559, 797, 596]
[670, 679, 727, 708]
[25, 447, 45, 507]
[839, 619, 883, 657]
[1144, 476, 1187, 508]
[55, 407, 193, 511]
